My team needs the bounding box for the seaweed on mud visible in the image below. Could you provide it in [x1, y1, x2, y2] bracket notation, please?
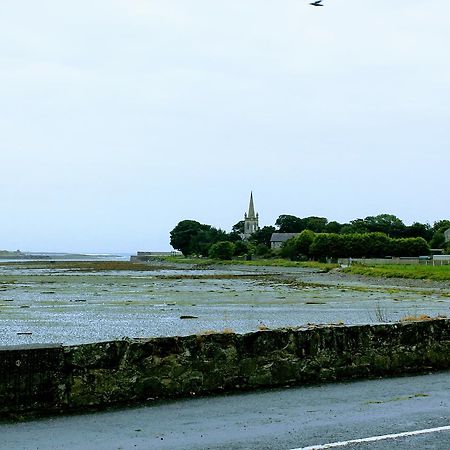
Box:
[156, 273, 270, 280]
[257, 275, 450, 300]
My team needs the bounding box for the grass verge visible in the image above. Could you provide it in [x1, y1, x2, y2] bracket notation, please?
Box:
[343, 264, 450, 282]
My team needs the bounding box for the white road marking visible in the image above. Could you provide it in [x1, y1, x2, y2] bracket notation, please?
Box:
[291, 425, 450, 449]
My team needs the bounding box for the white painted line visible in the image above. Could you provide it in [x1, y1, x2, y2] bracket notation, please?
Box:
[291, 425, 450, 450]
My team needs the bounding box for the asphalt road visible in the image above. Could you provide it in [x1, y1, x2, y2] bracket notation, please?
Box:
[2, 371, 450, 450]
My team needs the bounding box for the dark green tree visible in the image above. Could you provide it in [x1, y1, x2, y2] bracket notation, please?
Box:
[192, 227, 228, 257]
[233, 240, 250, 256]
[363, 232, 391, 258]
[309, 233, 343, 259]
[231, 220, 245, 234]
[170, 220, 208, 256]
[325, 221, 342, 233]
[430, 220, 450, 248]
[390, 237, 430, 257]
[433, 220, 450, 233]
[253, 243, 273, 257]
[275, 215, 305, 233]
[363, 214, 406, 237]
[403, 222, 433, 241]
[170, 220, 230, 256]
[430, 231, 446, 249]
[280, 230, 315, 260]
[344, 219, 369, 234]
[208, 241, 235, 260]
[304, 216, 328, 233]
[248, 226, 276, 247]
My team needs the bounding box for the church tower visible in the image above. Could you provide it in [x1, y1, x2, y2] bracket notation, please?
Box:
[243, 192, 259, 239]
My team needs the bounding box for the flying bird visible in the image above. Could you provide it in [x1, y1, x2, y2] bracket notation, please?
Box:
[310, 0, 324, 6]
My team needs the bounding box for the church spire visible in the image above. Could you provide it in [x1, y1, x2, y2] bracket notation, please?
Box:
[248, 191, 256, 219]
[243, 191, 259, 239]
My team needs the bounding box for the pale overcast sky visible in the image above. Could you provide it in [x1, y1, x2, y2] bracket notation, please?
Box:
[1, 0, 449, 253]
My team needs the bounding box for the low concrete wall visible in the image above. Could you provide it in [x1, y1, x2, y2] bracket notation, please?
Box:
[2, 320, 450, 418]
[338, 257, 450, 266]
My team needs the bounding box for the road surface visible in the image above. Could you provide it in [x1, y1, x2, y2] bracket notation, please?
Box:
[1, 371, 450, 449]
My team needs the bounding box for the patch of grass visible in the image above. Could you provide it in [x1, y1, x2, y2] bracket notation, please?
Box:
[222, 328, 235, 334]
[196, 328, 236, 336]
[164, 256, 338, 271]
[399, 314, 447, 322]
[343, 264, 450, 282]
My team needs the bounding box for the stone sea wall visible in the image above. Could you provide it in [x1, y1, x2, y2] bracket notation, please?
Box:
[2, 319, 450, 418]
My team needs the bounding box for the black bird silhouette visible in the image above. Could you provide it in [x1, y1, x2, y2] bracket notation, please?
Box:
[310, 0, 324, 5]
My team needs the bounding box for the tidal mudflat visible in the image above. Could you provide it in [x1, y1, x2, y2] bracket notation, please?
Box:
[0, 260, 449, 346]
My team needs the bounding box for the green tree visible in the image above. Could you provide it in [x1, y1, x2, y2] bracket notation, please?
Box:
[325, 221, 342, 233]
[433, 220, 450, 233]
[233, 240, 250, 256]
[170, 220, 230, 256]
[280, 230, 315, 260]
[304, 216, 328, 233]
[343, 219, 369, 234]
[430, 220, 450, 249]
[275, 215, 305, 233]
[309, 233, 343, 259]
[363, 232, 391, 258]
[191, 227, 228, 257]
[404, 222, 433, 241]
[170, 220, 208, 256]
[248, 226, 276, 247]
[253, 243, 273, 257]
[231, 220, 245, 234]
[363, 214, 406, 237]
[430, 231, 446, 249]
[208, 241, 235, 260]
[390, 237, 430, 257]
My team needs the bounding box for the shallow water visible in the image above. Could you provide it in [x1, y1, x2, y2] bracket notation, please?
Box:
[1, 263, 449, 346]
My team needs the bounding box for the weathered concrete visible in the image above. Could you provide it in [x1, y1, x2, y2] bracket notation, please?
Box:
[2, 319, 450, 418]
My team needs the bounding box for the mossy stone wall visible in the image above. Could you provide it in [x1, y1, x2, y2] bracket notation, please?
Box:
[2, 320, 450, 418]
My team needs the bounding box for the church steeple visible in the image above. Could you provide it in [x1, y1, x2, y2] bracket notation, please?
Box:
[243, 191, 259, 239]
[247, 191, 256, 219]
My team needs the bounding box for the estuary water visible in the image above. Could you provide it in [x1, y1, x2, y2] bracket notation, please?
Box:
[1, 261, 449, 346]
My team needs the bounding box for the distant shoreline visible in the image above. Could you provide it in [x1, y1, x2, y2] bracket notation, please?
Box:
[0, 251, 126, 261]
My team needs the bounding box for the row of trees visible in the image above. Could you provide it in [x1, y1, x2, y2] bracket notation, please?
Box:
[275, 214, 450, 248]
[170, 214, 450, 259]
[281, 230, 430, 260]
[170, 220, 270, 258]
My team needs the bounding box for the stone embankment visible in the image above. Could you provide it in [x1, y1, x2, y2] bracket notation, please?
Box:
[2, 319, 450, 418]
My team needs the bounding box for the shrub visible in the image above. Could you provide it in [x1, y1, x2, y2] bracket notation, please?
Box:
[281, 230, 315, 260]
[208, 241, 235, 260]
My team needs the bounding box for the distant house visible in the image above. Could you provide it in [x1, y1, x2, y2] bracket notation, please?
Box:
[270, 233, 298, 250]
[445, 228, 450, 243]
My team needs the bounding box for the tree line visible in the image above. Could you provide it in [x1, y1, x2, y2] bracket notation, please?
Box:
[170, 214, 450, 260]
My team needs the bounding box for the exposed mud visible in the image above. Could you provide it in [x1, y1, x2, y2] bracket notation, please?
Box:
[0, 261, 449, 346]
